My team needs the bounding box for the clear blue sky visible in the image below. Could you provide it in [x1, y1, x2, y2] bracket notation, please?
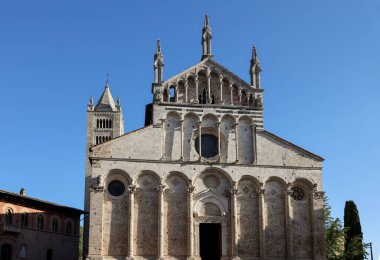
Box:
[1, 0, 379, 257]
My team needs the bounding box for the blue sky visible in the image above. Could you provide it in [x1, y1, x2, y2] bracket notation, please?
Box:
[1, 0, 379, 257]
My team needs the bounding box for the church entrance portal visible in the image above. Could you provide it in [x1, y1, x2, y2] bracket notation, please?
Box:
[199, 223, 221, 260]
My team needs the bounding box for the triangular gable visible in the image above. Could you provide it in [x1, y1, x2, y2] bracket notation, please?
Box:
[163, 58, 257, 93]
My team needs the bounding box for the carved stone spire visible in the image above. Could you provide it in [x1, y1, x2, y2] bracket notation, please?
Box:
[250, 44, 262, 88]
[154, 39, 164, 84]
[201, 15, 213, 61]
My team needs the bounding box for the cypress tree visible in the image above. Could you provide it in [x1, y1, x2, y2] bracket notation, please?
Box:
[343, 200, 365, 260]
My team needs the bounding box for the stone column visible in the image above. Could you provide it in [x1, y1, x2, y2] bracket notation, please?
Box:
[238, 89, 242, 106]
[284, 184, 294, 258]
[197, 121, 202, 161]
[207, 74, 211, 103]
[184, 79, 189, 103]
[219, 75, 223, 104]
[217, 122, 221, 161]
[231, 184, 239, 259]
[195, 77, 199, 103]
[127, 185, 136, 259]
[234, 123, 239, 163]
[157, 184, 166, 259]
[88, 186, 104, 257]
[160, 119, 166, 159]
[258, 187, 266, 259]
[175, 85, 179, 103]
[251, 123, 257, 164]
[180, 119, 184, 160]
[229, 83, 233, 105]
[187, 185, 195, 260]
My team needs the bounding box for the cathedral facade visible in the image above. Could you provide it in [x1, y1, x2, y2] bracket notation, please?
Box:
[84, 16, 326, 260]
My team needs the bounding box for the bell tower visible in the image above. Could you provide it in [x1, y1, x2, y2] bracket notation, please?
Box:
[83, 82, 124, 257]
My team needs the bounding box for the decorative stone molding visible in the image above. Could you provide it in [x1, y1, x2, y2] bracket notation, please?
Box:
[157, 184, 166, 194]
[188, 185, 195, 193]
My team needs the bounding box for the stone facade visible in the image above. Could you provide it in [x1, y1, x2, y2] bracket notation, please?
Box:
[84, 16, 326, 260]
[0, 189, 83, 260]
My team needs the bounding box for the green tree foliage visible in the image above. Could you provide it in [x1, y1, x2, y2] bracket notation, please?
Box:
[324, 196, 345, 259]
[79, 226, 83, 257]
[344, 200, 366, 260]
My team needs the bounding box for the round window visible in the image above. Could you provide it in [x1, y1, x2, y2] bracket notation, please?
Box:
[291, 187, 305, 201]
[108, 180, 125, 196]
[195, 134, 218, 158]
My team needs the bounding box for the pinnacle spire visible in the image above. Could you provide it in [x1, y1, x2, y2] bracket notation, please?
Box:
[250, 44, 262, 88]
[201, 15, 213, 61]
[156, 39, 162, 55]
[153, 39, 164, 84]
[204, 15, 209, 27]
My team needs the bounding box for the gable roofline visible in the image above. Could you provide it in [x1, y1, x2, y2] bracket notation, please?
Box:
[90, 125, 153, 151]
[259, 130, 324, 162]
[163, 58, 255, 91]
[0, 189, 86, 215]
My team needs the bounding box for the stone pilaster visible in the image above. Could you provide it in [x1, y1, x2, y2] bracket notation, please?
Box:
[230, 184, 240, 260]
[258, 187, 266, 259]
[157, 184, 166, 259]
[187, 184, 195, 260]
[284, 184, 294, 259]
[127, 185, 136, 260]
[311, 186, 325, 259]
[234, 123, 239, 163]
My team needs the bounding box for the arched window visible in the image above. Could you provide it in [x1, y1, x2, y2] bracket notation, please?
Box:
[110, 119, 113, 128]
[1, 244, 12, 260]
[37, 215, 44, 230]
[52, 218, 59, 233]
[21, 213, 29, 227]
[66, 221, 72, 235]
[103, 119, 106, 128]
[5, 209, 13, 225]
[97, 119, 99, 128]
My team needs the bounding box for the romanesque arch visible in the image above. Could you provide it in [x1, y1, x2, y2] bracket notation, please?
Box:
[102, 169, 131, 256]
[237, 176, 260, 257]
[291, 178, 313, 257]
[264, 177, 287, 257]
[237, 116, 254, 164]
[210, 71, 220, 104]
[220, 114, 236, 163]
[187, 76, 196, 103]
[134, 172, 160, 257]
[183, 112, 200, 161]
[163, 172, 188, 256]
[165, 111, 181, 160]
[222, 78, 230, 105]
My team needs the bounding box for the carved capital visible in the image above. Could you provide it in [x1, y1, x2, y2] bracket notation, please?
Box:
[230, 188, 238, 196]
[187, 185, 195, 193]
[313, 191, 325, 200]
[127, 185, 136, 194]
[157, 184, 166, 194]
[259, 188, 265, 198]
[89, 186, 104, 193]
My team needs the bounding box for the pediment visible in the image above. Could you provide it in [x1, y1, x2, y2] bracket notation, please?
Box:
[163, 58, 258, 93]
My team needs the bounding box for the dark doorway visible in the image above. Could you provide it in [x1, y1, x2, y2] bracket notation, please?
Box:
[200, 223, 221, 260]
[1, 244, 12, 260]
[46, 249, 53, 260]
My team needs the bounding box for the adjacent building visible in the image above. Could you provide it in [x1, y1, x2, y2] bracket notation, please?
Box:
[0, 189, 84, 260]
[84, 16, 326, 260]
